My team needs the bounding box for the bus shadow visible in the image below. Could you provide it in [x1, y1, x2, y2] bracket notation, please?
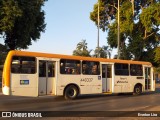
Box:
[76, 86, 160, 100]
[76, 93, 129, 100]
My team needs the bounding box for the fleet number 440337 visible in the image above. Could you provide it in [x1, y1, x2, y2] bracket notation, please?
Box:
[80, 78, 93, 82]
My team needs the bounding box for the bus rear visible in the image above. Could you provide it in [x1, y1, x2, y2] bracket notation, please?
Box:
[2, 51, 38, 96]
[2, 51, 12, 95]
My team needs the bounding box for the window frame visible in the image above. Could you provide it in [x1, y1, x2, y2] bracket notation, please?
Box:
[60, 59, 81, 75]
[130, 64, 143, 76]
[11, 56, 36, 74]
[114, 63, 129, 76]
[82, 61, 100, 75]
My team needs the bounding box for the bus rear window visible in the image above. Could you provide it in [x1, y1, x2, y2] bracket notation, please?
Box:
[11, 56, 36, 74]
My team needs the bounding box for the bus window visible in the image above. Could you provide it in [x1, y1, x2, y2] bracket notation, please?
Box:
[11, 56, 36, 74]
[82, 61, 100, 75]
[39, 61, 46, 77]
[39, 61, 55, 77]
[102, 65, 112, 78]
[48, 61, 55, 77]
[107, 65, 112, 78]
[60, 59, 81, 74]
[115, 63, 129, 76]
[130, 64, 143, 76]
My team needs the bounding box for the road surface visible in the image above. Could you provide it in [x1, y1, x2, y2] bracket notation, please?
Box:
[0, 84, 160, 120]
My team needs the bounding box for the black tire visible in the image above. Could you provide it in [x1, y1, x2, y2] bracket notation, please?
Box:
[134, 85, 142, 95]
[64, 85, 78, 100]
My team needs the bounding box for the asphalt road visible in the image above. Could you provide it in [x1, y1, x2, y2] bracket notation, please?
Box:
[0, 84, 160, 120]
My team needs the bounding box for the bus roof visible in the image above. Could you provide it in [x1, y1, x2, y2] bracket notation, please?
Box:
[8, 50, 152, 65]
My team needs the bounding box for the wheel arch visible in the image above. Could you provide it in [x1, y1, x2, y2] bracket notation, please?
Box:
[63, 83, 80, 96]
[133, 83, 144, 92]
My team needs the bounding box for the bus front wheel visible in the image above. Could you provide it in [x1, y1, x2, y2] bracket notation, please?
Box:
[64, 85, 78, 100]
[133, 85, 142, 95]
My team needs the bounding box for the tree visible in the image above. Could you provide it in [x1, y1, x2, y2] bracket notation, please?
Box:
[73, 40, 92, 57]
[154, 47, 160, 64]
[154, 47, 160, 72]
[0, 0, 22, 34]
[93, 46, 111, 58]
[0, 0, 47, 50]
[90, 0, 160, 62]
[0, 43, 8, 65]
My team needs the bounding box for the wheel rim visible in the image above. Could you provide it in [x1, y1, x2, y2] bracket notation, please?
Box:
[68, 89, 76, 97]
[135, 86, 141, 94]
[136, 88, 140, 93]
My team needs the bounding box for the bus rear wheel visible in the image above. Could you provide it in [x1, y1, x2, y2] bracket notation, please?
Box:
[134, 85, 142, 95]
[64, 85, 78, 100]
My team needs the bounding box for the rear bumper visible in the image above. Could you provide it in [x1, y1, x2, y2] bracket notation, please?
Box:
[2, 86, 10, 95]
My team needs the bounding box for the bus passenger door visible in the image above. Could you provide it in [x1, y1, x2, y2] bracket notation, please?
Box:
[38, 60, 55, 96]
[102, 64, 112, 93]
[145, 67, 151, 91]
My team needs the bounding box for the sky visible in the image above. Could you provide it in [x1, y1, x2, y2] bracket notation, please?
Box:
[0, 0, 116, 58]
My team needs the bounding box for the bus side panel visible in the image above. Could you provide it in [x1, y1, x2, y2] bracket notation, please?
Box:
[56, 75, 81, 96]
[11, 74, 38, 96]
[114, 76, 145, 93]
[80, 75, 102, 94]
[114, 76, 131, 93]
[56, 75, 102, 96]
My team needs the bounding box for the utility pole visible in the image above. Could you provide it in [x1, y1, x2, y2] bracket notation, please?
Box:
[97, 0, 100, 58]
[117, 0, 120, 59]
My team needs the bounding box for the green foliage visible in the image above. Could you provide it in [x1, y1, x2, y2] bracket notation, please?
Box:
[90, 0, 160, 66]
[93, 46, 111, 58]
[73, 40, 92, 57]
[140, 3, 160, 33]
[119, 1, 133, 34]
[0, 0, 22, 33]
[73, 40, 112, 58]
[90, 0, 111, 31]
[126, 22, 145, 60]
[154, 47, 160, 64]
[0, 0, 47, 50]
[107, 23, 118, 48]
[119, 43, 131, 60]
[0, 43, 7, 65]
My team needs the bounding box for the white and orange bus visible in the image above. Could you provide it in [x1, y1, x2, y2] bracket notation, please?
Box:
[2, 50, 155, 99]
